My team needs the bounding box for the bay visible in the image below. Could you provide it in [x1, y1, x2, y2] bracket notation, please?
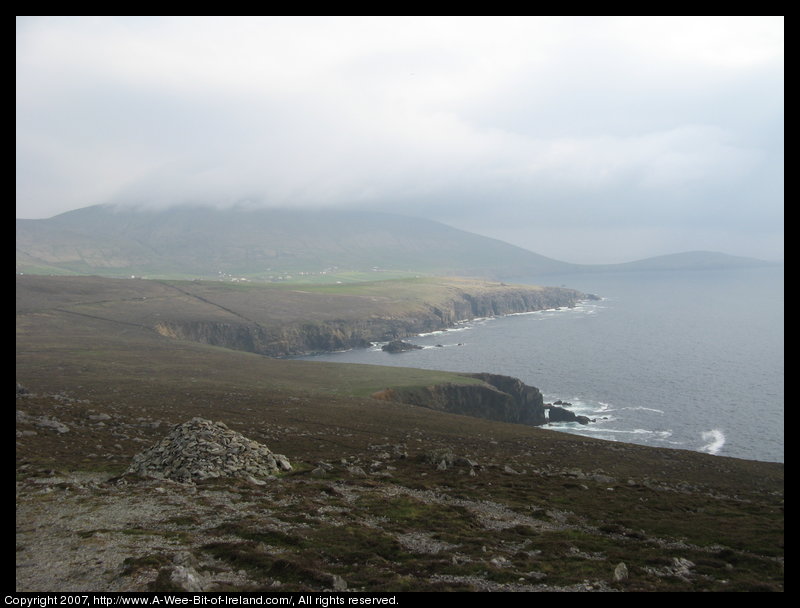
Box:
[298, 266, 784, 463]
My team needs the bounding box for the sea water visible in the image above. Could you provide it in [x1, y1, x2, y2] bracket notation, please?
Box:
[298, 266, 784, 463]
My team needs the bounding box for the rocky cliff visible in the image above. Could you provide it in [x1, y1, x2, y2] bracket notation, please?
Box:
[372, 373, 548, 427]
[155, 320, 374, 357]
[154, 286, 587, 357]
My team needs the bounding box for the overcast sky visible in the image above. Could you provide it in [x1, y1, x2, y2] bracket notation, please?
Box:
[16, 16, 783, 263]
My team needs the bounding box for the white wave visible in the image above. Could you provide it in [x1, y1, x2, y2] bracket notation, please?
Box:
[571, 427, 662, 436]
[419, 323, 476, 337]
[506, 307, 578, 317]
[590, 403, 663, 415]
[543, 396, 617, 419]
[619, 406, 665, 414]
[504, 305, 599, 320]
[700, 429, 726, 455]
[468, 316, 493, 323]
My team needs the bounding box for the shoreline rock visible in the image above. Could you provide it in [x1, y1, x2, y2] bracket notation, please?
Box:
[382, 340, 423, 353]
[547, 405, 594, 425]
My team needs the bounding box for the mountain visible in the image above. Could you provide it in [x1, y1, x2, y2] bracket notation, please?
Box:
[16, 203, 577, 280]
[16, 203, 775, 281]
[575, 250, 779, 273]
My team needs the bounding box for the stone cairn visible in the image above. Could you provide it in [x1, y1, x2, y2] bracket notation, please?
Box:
[126, 417, 292, 484]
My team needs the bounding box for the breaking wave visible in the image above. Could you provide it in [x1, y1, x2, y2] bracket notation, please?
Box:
[700, 429, 726, 455]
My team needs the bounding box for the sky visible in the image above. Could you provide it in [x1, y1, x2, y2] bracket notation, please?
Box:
[16, 16, 784, 264]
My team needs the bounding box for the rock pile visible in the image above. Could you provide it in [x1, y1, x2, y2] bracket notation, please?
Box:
[126, 417, 291, 484]
[381, 340, 423, 353]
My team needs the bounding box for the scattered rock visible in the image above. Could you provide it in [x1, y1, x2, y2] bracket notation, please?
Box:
[547, 405, 592, 425]
[381, 340, 423, 353]
[126, 417, 292, 484]
[146, 561, 204, 593]
[643, 557, 695, 581]
[421, 449, 479, 472]
[17, 410, 70, 433]
[398, 532, 458, 555]
[456, 457, 479, 468]
[613, 562, 628, 581]
[669, 557, 695, 580]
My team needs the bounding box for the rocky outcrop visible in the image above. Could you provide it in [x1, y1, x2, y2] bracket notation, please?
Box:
[547, 405, 593, 425]
[468, 373, 547, 425]
[155, 320, 373, 357]
[373, 374, 601, 430]
[458, 289, 584, 318]
[382, 340, 423, 353]
[126, 417, 292, 484]
[372, 373, 547, 427]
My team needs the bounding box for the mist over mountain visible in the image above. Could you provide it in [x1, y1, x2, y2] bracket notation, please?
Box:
[577, 250, 778, 273]
[16, 203, 774, 281]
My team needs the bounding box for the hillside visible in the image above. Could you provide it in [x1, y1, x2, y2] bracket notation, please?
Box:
[15, 275, 784, 592]
[16, 204, 576, 280]
[576, 250, 779, 273]
[17, 204, 778, 282]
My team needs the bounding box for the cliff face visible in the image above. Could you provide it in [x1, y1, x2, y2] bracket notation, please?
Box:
[372, 373, 548, 427]
[155, 320, 374, 357]
[151, 286, 576, 428]
[468, 373, 547, 426]
[154, 286, 586, 357]
[155, 317, 437, 357]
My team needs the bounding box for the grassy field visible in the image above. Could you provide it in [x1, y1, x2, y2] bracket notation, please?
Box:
[16, 274, 552, 324]
[16, 275, 783, 592]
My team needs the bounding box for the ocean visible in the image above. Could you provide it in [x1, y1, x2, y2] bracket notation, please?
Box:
[298, 266, 784, 463]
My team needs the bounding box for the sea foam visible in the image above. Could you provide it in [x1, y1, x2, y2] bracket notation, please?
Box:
[700, 429, 726, 455]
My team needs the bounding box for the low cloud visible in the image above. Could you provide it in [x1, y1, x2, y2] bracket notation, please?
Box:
[16, 16, 783, 262]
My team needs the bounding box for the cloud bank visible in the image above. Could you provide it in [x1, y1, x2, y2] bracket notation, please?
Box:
[16, 16, 783, 262]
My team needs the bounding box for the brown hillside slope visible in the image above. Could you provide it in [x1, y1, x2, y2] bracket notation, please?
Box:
[16, 276, 783, 592]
